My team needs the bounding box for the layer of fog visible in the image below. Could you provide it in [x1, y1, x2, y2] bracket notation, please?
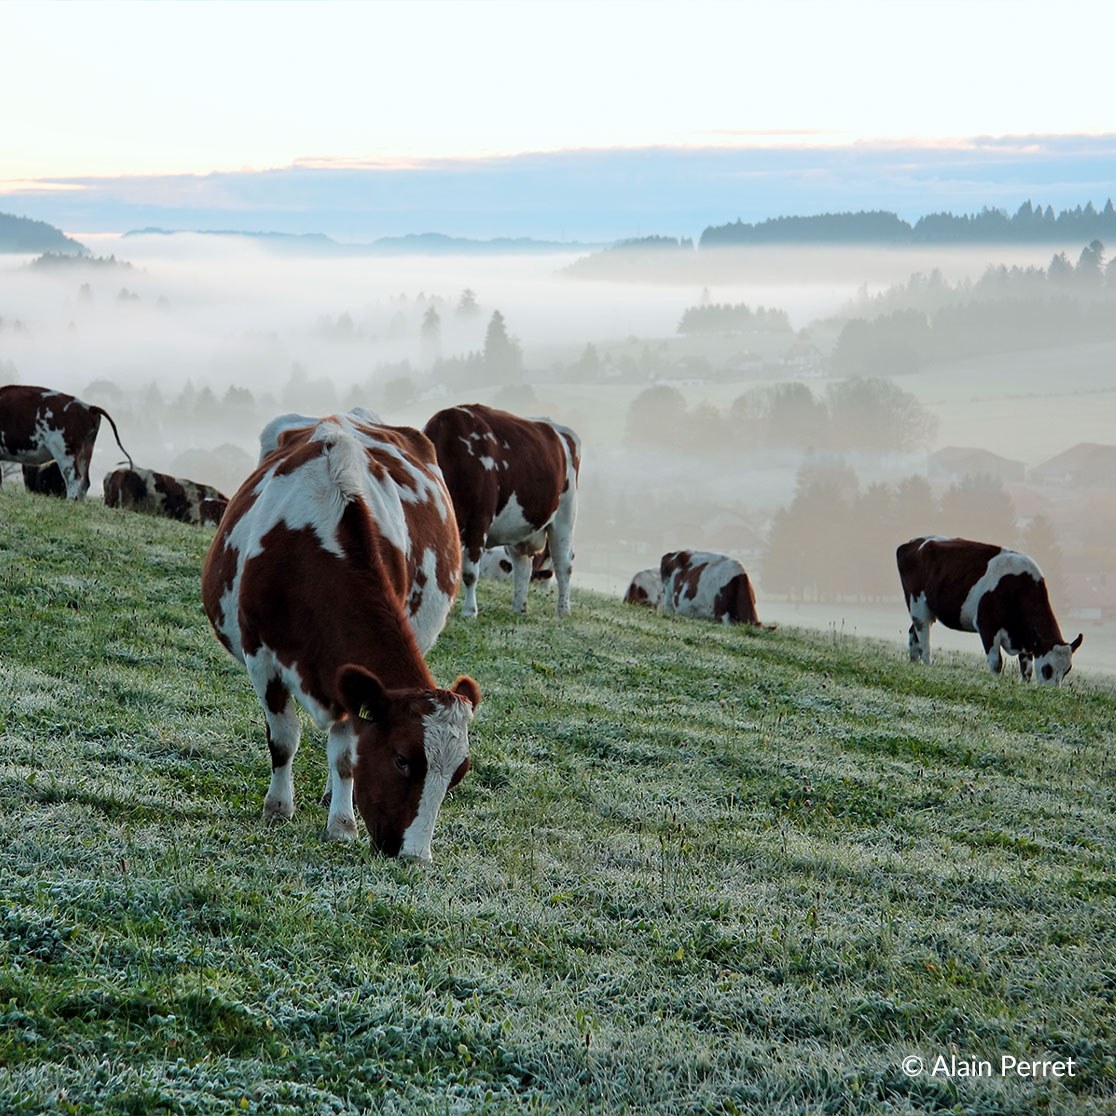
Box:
[2, 235, 1112, 675]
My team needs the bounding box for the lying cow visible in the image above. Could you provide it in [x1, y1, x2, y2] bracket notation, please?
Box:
[0, 384, 132, 499]
[897, 535, 1083, 683]
[623, 568, 663, 608]
[479, 544, 555, 583]
[22, 460, 67, 497]
[257, 406, 381, 464]
[202, 412, 479, 861]
[660, 550, 772, 627]
[104, 466, 228, 526]
[424, 403, 581, 617]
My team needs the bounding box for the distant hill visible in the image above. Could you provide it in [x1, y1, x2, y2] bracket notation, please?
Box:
[123, 228, 599, 255]
[0, 212, 87, 255]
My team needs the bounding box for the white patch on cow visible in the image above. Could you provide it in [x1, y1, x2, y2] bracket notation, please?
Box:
[399, 699, 473, 863]
[625, 568, 663, 607]
[479, 455, 497, 471]
[486, 492, 537, 546]
[408, 546, 453, 654]
[1033, 643, 1075, 685]
[958, 551, 1042, 631]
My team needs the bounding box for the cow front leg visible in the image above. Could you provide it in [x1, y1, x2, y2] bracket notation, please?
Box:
[908, 619, 931, 663]
[982, 628, 1006, 674]
[254, 677, 301, 822]
[511, 550, 534, 613]
[324, 720, 359, 842]
[459, 543, 482, 618]
[1018, 651, 1034, 681]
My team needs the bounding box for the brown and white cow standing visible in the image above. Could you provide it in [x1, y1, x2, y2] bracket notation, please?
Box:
[623, 568, 663, 608]
[897, 536, 1082, 683]
[423, 403, 581, 618]
[202, 413, 479, 861]
[660, 550, 771, 627]
[104, 466, 228, 526]
[0, 384, 132, 499]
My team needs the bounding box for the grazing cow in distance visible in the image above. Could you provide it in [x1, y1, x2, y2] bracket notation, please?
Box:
[479, 544, 555, 583]
[22, 460, 67, 497]
[257, 406, 381, 464]
[104, 466, 228, 526]
[660, 550, 773, 628]
[202, 413, 479, 861]
[897, 535, 1083, 683]
[623, 568, 663, 608]
[424, 403, 581, 617]
[199, 496, 228, 527]
[0, 384, 133, 499]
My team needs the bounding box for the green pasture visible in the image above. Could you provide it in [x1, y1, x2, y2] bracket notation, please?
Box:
[0, 487, 1113, 1114]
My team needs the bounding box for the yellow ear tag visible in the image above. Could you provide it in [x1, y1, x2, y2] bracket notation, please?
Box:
[358, 704, 375, 722]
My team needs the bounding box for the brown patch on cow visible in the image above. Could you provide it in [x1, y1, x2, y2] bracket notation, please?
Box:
[713, 572, 762, 625]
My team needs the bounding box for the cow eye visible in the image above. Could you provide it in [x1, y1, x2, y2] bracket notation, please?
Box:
[1041, 664, 1054, 681]
[393, 753, 410, 774]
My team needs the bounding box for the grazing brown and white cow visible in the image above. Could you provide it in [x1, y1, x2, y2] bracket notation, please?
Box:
[22, 460, 67, 497]
[104, 466, 229, 526]
[660, 550, 772, 627]
[257, 407, 381, 465]
[424, 403, 581, 617]
[202, 412, 479, 861]
[0, 384, 132, 499]
[623, 568, 663, 608]
[896, 536, 1083, 684]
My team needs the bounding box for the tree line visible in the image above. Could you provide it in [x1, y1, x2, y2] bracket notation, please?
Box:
[626, 378, 937, 455]
[832, 242, 1116, 376]
[700, 200, 1116, 247]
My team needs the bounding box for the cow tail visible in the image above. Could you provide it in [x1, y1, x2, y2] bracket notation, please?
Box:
[93, 406, 134, 469]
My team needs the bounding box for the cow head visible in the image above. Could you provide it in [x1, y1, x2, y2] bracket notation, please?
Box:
[337, 665, 480, 861]
[1034, 633, 1084, 685]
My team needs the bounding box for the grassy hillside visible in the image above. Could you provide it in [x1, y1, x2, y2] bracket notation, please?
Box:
[1, 486, 1114, 1115]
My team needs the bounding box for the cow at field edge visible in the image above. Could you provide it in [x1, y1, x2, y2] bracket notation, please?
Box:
[623, 568, 663, 608]
[423, 403, 581, 617]
[199, 497, 228, 526]
[0, 384, 132, 499]
[660, 550, 772, 627]
[104, 466, 229, 526]
[257, 407, 381, 464]
[202, 413, 479, 861]
[897, 536, 1082, 683]
[22, 460, 67, 497]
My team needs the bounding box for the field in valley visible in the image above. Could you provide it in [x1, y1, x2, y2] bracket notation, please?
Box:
[1, 486, 1114, 1114]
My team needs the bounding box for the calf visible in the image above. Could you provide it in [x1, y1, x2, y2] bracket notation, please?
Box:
[623, 568, 663, 608]
[202, 412, 479, 861]
[104, 466, 228, 526]
[0, 384, 132, 499]
[897, 536, 1082, 683]
[424, 403, 581, 617]
[660, 550, 771, 627]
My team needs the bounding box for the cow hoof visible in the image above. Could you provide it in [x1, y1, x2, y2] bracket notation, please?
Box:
[262, 797, 294, 822]
[325, 816, 359, 842]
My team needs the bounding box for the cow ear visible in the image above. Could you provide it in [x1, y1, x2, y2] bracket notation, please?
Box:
[336, 664, 391, 727]
[450, 675, 482, 709]
[1071, 633, 1084, 652]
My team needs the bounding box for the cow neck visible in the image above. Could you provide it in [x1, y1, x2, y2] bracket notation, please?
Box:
[335, 502, 437, 695]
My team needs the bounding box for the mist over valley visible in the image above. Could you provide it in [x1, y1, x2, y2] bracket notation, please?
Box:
[3, 228, 1114, 673]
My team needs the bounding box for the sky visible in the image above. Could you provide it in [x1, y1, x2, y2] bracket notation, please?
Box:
[4, 0, 1116, 238]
